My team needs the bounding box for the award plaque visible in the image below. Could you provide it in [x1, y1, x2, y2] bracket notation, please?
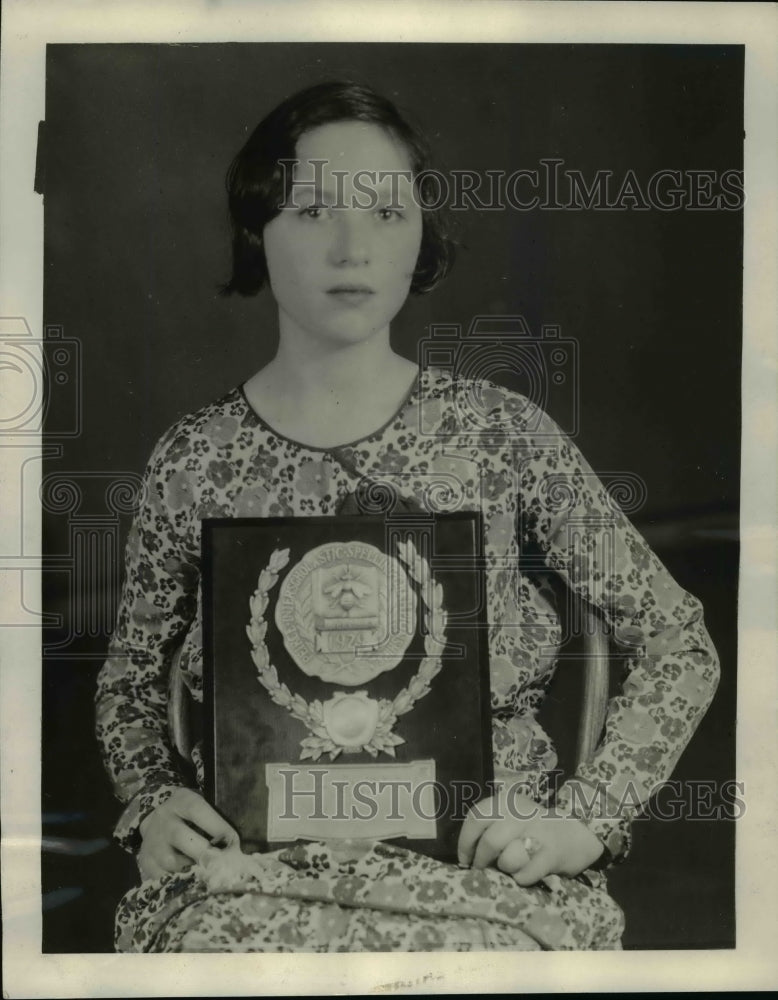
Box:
[202, 512, 493, 862]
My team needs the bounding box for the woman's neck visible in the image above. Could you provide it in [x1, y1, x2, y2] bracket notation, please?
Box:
[271, 331, 400, 400]
[243, 330, 419, 449]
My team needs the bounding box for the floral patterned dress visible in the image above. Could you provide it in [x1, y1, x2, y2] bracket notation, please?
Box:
[96, 368, 720, 952]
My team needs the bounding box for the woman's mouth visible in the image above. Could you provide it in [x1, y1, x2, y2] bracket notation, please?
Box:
[326, 285, 376, 306]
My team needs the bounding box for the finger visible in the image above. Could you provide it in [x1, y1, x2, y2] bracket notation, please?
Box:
[155, 846, 188, 873]
[457, 797, 503, 866]
[511, 848, 555, 887]
[170, 821, 215, 864]
[496, 838, 532, 875]
[472, 821, 525, 871]
[173, 792, 238, 846]
[457, 816, 485, 867]
[138, 854, 167, 882]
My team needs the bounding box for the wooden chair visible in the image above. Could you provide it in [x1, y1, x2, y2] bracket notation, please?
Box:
[575, 608, 610, 766]
[168, 646, 192, 763]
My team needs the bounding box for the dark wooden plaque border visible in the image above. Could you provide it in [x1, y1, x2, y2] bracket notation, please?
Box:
[202, 512, 493, 862]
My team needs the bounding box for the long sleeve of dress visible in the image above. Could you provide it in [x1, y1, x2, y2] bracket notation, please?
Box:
[95, 426, 199, 852]
[514, 403, 721, 864]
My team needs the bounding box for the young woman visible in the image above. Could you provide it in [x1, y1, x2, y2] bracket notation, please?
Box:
[96, 80, 720, 952]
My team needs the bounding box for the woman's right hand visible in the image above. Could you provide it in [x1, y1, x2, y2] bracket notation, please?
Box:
[137, 787, 239, 881]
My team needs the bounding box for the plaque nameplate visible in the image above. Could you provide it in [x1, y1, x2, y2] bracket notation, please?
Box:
[265, 759, 437, 842]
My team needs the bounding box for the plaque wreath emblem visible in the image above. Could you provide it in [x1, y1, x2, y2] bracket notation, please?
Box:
[245, 540, 448, 760]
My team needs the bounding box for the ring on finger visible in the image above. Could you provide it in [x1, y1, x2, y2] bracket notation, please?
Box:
[495, 837, 532, 874]
[521, 836, 540, 859]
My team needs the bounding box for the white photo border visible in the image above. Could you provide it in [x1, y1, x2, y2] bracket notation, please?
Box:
[1, 0, 776, 995]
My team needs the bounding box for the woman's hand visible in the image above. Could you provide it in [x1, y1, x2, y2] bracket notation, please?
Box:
[457, 792, 604, 886]
[137, 788, 239, 881]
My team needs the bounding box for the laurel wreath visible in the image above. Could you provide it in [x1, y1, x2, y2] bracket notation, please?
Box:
[245, 540, 448, 761]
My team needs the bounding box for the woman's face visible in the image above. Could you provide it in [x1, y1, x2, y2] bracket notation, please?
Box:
[262, 120, 423, 349]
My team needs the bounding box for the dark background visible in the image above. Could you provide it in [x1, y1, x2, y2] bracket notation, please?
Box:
[41, 43, 741, 951]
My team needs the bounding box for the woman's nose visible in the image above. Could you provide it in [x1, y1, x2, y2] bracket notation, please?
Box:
[329, 211, 370, 266]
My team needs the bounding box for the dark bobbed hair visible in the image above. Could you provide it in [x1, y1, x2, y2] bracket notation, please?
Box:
[221, 80, 456, 296]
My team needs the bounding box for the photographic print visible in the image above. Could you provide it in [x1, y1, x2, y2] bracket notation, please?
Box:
[1, 2, 776, 996]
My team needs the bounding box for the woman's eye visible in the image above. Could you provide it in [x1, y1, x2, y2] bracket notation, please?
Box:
[377, 207, 402, 221]
[300, 205, 326, 219]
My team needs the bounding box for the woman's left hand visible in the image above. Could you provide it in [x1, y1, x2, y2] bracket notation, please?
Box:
[457, 792, 604, 885]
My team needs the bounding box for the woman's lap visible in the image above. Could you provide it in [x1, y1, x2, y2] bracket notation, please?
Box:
[116, 839, 624, 953]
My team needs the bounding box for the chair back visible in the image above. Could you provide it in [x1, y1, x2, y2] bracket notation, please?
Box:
[576, 608, 610, 766]
[167, 646, 191, 761]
